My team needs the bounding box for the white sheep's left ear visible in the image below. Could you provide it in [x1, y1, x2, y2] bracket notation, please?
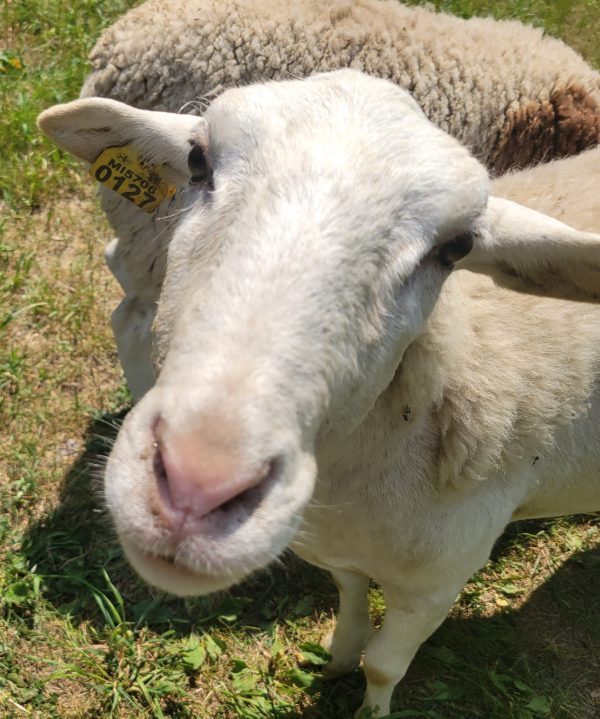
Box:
[459, 196, 600, 299]
[38, 98, 203, 185]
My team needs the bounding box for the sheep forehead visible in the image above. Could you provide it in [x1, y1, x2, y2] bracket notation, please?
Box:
[164, 73, 489, 335]
[204, 70, 484, 201]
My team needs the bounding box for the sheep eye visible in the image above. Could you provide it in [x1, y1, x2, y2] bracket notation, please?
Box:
[438, 231, 474, 267]
[188, 143, 210, 185]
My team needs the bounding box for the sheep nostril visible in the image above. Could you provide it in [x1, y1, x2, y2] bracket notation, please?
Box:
[153, 444, 173, 513]
[149, 421, 276, 534]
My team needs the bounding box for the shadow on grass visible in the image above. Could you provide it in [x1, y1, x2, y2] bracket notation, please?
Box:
[20, 409, 600, 718]
[399, 541, 600, 719]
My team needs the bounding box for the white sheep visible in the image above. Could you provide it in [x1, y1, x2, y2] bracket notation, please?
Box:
[38, 70, 600, 717]
[76, 0, 600, 400]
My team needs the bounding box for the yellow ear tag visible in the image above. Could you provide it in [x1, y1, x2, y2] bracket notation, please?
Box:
[89, 145, 177, 213]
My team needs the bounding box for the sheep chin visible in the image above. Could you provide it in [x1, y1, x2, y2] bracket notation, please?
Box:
[119, 537, 238, 596]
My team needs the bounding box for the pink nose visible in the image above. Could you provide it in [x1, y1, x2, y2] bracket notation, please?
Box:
[151, 418, 271, 536]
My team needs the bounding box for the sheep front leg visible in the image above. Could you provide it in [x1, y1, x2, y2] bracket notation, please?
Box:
[105, 236, 158, 402]
[356, 582, 458, 718]
[111, 294, 156, 402]
[322, 570, 372, 678]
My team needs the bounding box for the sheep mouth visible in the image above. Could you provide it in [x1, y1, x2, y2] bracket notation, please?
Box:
[105, 407, 319, 595]
[118, 460, 301, 595]
[150, 454, 280, 543]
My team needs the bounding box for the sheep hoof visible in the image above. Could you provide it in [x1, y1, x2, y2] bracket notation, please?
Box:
[354, 704, 377, 719]
[322, 657, 360, 680]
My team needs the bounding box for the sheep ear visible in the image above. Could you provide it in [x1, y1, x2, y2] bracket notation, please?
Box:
[459, 196, 600, 299]
[38, 98, 202, 183]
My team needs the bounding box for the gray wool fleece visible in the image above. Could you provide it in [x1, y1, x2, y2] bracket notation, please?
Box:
[81, 0, 600, 174]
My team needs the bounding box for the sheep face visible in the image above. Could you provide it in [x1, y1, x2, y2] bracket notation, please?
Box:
[93, 71, 487, 594]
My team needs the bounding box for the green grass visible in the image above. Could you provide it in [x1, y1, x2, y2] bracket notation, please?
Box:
[425, 0, 600, 68]
[1, 0, 599, 717]
[0, 0, 133, 209]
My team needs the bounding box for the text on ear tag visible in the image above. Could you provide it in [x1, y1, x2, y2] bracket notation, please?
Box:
[89, 145, 177, 213]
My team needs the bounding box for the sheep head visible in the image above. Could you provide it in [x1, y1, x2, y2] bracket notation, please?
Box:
[38, 70, 599, 595]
